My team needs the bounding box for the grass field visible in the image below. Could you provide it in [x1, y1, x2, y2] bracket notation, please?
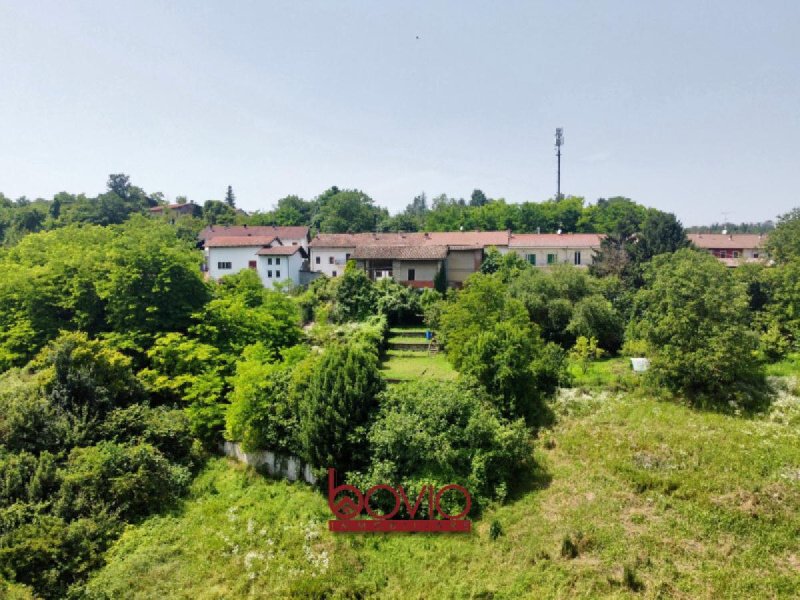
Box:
[86, 388, 800, 599]
[380, 349, 457, 382]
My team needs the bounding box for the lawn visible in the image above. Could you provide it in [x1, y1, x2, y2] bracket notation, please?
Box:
[766, 353, 800, 377]
[380, 349, 457, 382]
[86, 390, 800, 598]
[567, 356, 638, 391]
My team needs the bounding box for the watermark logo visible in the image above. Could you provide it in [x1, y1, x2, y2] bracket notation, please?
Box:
[327, 469, 471, 532]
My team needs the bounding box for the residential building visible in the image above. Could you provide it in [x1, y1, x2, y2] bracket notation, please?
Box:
[308, 231, 510, 287]
[503, 233, 603, 268]
[201, 225, 311, 289]
[688, 233, 768, 267]
[149, 202, 201, 217]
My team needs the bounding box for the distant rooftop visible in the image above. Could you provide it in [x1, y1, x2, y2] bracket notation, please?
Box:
[688, 233, 767, 249]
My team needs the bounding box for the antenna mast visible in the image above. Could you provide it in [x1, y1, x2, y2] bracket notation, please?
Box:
[555, 128, 564, 199]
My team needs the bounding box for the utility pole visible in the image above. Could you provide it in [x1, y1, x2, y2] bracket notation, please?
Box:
[555, 128, 564, 199]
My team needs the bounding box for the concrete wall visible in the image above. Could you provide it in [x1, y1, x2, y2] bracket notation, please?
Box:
[221, 441, 317, 485]
[392, 260, 440, 285]
[446, 249, 482, 285]
[309, 247, 353, 277]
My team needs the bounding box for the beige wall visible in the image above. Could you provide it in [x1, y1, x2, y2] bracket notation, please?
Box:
[507, 247, 596, 268]
[446, 249, 482, 284]
[392, 260, 440, 283]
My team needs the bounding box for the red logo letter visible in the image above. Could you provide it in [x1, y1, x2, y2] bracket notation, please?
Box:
[328, 468, 363, 520]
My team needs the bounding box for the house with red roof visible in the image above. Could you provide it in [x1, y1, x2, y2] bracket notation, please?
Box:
[201, 225, 310, 288]
[688, 233, 768, 267]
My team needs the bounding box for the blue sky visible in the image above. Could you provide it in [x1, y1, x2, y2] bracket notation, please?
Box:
[1, 1, 798, 225]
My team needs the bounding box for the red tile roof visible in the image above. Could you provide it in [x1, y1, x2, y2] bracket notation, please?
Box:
[309, 231, 510, 248]
[688, 233, 766, 250]
[509, 233, 603, 248]
[205, 236, 278, 248]
[351, 245, 449, 260]
[255, 246, 305, 256]
[200, 225, 309, 242]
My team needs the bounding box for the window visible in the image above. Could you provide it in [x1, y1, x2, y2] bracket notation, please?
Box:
[248, 260, 257, 269]
[329, 256, 334, 264]
[315, 256, 321, 265]
[267, 270, 273, 278]
[732, 251, 740, 258]
[267, 258, 273, 265]
[276, 270, 280, 278]
[753, 252, 759, 258]
[346, 253, 351, 261]
[276, 258, 281, 265]
[527, 254, 536, 266]
[574, 251, 581, 265]
[547, 254, 556, 265]
[217, 261, 232, 270]
[332, 270, 337, 277]
[407, 268, 416, 281]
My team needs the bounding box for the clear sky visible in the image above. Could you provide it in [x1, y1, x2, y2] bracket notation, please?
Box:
[1, 1, 798, 225]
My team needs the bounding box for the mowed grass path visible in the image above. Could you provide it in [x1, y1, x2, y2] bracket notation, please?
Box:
[380, 327, 457, 382]
[86, 391, 800, 599]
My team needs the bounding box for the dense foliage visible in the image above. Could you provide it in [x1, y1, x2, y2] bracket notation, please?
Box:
[629, 249, 766, 407]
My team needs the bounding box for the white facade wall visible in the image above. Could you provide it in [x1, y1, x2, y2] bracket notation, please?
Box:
[207, 246, 263, 280]
[207, 245, 305, 289]
[503, 247, 596, 268]
[309, 247, 353, 277]
[257, 252, 304, 289]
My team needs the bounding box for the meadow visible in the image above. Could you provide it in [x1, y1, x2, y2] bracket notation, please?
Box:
[85, 383, 800, 599]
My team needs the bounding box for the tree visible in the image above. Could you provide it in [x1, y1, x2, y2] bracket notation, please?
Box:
[470, 189, 488, 207]
[351, 379, 530, 515]
[106, 174, 132, 199]
[316, 189, 387, 233]
[438, 273, 563, 423]
[202, 200, 236, 225]
[224, 185, 236, 208]
[225, 344, 307, 453]
[298, 341, 384, 474]
[766, 207, 800, 263]
[569, 336, 604, 374]
[629, 249, 765, 407]
[330, 261, 377, 322]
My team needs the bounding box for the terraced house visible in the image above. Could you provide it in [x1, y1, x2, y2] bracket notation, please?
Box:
[309, 230, 602, 287]
[688, 233, 768, 267]
[200, 225, 311, 288]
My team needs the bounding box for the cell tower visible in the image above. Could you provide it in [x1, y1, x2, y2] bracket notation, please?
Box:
[555, 128, 564, 199]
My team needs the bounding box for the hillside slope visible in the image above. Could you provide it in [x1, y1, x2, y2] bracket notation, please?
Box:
[85, 390, 800, 599]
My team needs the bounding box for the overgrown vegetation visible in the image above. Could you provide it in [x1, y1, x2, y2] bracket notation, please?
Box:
[2, 174, 800, 597]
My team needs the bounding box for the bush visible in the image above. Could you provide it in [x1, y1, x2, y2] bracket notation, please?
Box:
[438, 273, 563, 424]
[55, 442, 190, 522]
[225, 344, 307, 454]
[350, 380, 531, 515]
[298, 341, 384, 474]
[629, 249, 766, 407]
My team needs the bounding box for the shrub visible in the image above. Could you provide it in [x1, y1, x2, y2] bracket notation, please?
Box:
[225, 344, 307, 454]
[350, 380, 531, 515]
[298, 341, 384, 474]
[629, 249, 766, 407]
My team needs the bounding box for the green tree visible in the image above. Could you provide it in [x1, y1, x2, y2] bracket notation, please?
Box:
[330, 261, 376, 322]
[224, 185, 236, 208]
[438, 273, 563, 423]
[352, 379, 530, 515]
[298, 341, 384, 474]
[766, 207, 800, 263]
[316, 189, 387, 233]
[629, 249, 765, 407]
